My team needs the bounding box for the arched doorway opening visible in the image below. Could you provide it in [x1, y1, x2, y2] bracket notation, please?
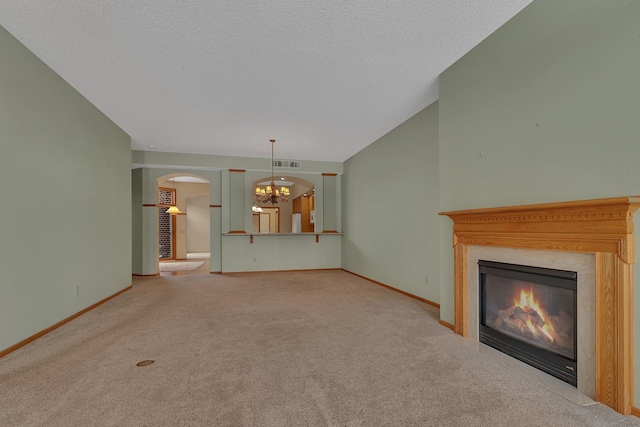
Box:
[157, 173, 210, 275]
[252, 176, 314, 233]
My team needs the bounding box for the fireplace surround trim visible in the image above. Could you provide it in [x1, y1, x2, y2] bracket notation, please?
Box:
[440, 196, 640, 414]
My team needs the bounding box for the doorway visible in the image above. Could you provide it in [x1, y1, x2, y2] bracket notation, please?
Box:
[158, 187, 176, 259]
[253, 207, 279, 233]
[157, 174, 211, 275]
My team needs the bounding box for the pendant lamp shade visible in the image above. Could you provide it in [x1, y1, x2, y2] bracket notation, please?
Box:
[165, 178, 182, 215]
[165, 205, 182, 215]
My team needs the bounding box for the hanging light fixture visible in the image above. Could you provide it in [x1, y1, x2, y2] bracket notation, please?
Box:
[255, 139, 290, 205]
[166, 178, 182, 215]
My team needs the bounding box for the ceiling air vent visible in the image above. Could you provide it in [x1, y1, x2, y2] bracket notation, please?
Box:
[273, 160, 301, 169]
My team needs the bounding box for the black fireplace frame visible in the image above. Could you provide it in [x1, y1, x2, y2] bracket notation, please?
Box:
[478, 260, 578, 386]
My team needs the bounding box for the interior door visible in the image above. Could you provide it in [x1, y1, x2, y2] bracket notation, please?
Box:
[259, 213, 270, 233]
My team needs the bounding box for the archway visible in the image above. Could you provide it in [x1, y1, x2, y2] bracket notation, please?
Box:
[252, 176, 314, 233]
[156, 173, 211, 275]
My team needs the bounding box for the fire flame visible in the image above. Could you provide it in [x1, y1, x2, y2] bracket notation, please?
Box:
[514, 287, 555, 343]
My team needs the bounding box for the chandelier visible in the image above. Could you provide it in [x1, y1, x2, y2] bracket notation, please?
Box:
[255, 139, 290, 204]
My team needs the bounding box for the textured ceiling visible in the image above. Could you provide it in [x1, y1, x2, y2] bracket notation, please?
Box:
[0, 0, 533, 162]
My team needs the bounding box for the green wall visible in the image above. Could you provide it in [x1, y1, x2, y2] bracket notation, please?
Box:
[342, 102, 440, 302]
[132, 158, 342, 274]
[438, 0, 640, 405]
[132, 150, 343, 175]
[0, 26, 131, 351]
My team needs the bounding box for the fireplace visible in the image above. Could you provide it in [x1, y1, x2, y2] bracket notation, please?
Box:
[479, 260, 578, 386]
[440, 196, 640, 413]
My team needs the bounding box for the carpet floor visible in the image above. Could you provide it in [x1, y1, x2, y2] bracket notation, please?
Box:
[1, 270, 639, 426]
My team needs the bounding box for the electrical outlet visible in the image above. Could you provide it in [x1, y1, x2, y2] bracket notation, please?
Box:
[75, 286, 80, 296]
[253, 258, 257, 263]
[424, 276, 429, 286]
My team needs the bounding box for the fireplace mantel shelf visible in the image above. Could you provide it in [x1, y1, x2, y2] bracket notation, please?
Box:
[440, 196, 640, 414]
[440, 196, 640, 217]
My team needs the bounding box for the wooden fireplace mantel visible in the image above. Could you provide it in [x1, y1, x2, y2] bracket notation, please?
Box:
[440, 196, 640, 414]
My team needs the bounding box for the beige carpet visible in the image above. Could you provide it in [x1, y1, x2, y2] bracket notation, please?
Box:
[159, 261, 204, 272]
[1, 270, 639, 426]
